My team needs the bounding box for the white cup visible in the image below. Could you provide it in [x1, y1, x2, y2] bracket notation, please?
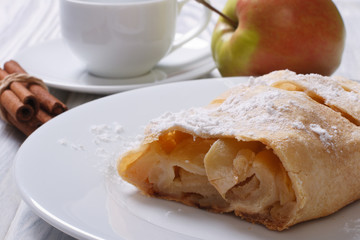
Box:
[59, 0, 212, 79]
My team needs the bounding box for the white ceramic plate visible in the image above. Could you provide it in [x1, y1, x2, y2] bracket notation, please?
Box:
[15, 79, 360, 240]
[13, 37, 215, 95]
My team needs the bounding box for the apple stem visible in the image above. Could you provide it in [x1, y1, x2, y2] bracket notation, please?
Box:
[194, 0, 237, 29]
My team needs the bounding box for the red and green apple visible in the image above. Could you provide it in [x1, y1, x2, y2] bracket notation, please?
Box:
[211, 0, 346, 76]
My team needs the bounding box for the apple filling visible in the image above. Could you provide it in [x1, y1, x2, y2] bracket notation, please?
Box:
[121, 130, 297, 224]
[204, 138, 296, 224]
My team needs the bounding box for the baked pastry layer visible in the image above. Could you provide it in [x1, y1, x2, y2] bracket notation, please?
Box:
[118, 70, 360, 231]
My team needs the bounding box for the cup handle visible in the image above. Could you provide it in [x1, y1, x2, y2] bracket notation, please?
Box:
[168, 0, 212, 53]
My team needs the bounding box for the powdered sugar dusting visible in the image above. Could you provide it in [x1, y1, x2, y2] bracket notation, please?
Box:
[146, 70, 351, 151]
[57, 138, 85, 151]
[249, 69, 297, 86]
[309, 124, 333, 147]
[148, 86, 303, 139]
[90, 122, 124, 145]
[292, 121, 306, 130]
[57, 122, 144, 181]
[89, 123, 145, 173]
[252, 70, 360, 121]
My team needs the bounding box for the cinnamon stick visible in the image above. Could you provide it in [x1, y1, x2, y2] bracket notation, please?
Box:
[28, 84, 67, 115]
[0, 67, 35, 122]
[4, 60, 26, 75]
[0, 68, 7, 80]
[10, 82, 39, 113]
[0, 89, 34, 122]
[6, 112, 38, 136]
[3, 101, 44, 136]
[36, 109, 52, 123]
[0, 68, 39, 114]
[0, 60, 68, 135]
[4, 60, 67, 115]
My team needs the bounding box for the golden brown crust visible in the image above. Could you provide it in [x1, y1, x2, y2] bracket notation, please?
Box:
[118, 70, 360, 231]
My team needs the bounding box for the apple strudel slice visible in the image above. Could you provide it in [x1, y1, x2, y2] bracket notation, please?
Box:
[118, 70, 360, 231]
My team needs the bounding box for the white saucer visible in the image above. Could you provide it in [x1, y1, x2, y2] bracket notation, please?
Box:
[14, 38, 216, 94]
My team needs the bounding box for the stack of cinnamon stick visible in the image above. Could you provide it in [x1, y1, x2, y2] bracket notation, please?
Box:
[0, 60, 67, 136]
